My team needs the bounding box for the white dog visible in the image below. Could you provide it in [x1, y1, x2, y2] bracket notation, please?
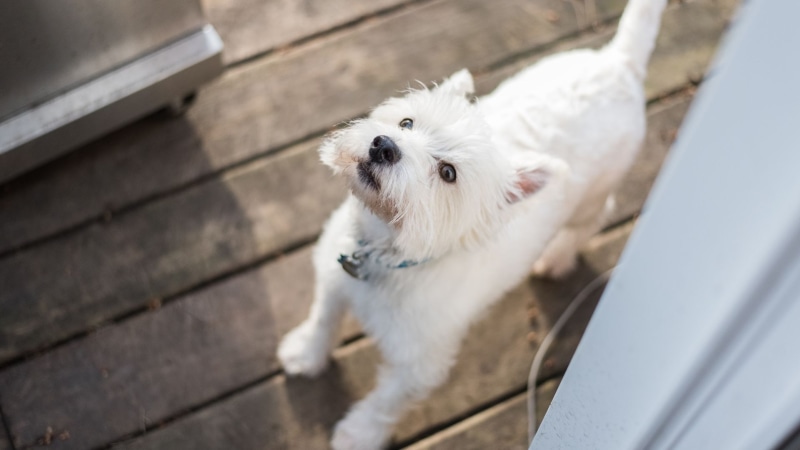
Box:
[278, 0, 666, 448]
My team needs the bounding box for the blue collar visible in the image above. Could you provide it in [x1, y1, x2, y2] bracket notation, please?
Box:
[338, 240, 429, 280]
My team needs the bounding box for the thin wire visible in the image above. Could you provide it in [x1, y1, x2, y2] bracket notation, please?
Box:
[527, 266, 616, 443]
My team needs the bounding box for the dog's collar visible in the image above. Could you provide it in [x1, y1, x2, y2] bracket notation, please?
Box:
[338, 240, 430, 280]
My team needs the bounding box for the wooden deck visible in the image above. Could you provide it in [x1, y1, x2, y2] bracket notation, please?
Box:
[0, 0, 738, 448]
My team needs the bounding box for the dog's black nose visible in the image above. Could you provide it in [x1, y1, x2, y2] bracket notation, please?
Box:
[369, 135, 401, 165]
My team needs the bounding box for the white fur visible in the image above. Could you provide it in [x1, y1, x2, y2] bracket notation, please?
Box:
[278, 0, 666, 448]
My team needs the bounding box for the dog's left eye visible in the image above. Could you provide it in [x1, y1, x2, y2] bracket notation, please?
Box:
[439, 163, 457, 183]
[399, 118, 414, 130]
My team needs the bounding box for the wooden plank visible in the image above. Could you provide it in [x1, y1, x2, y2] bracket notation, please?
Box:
[113, 226, 630, 450]
[475, 0, 740, 99]
[0, 0, 628, 255]
[0, 247, 352, 450]
[0, 141, 347, 364]
[201, 0, 410, 65]
[403, 378, 562, 450]
[0, 421, 9, 450]
[115, 340, 380, 450]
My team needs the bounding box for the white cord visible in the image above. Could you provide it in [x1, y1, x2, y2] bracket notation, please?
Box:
[527, 267, 616, 443]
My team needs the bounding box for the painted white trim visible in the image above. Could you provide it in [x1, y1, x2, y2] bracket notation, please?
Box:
[531, 0, 800, 448]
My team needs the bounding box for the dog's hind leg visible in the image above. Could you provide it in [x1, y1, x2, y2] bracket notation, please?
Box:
[332, 330, 461, 450]
[278, 280, 348, 377]
[533, 194, 614, 279]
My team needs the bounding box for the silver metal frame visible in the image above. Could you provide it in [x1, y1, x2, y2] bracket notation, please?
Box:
[0, 25, 223, 183]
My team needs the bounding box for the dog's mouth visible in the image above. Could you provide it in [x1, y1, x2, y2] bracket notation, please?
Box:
[357, 161, 380, 191]
[351, 159, 398, 224]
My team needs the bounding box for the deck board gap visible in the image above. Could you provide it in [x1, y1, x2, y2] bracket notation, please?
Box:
[483, 0, 697, 78]
[0, 404, 14, 450]
[602, 213, 641, 235]
[391, 380, 541, 449]
[396, 370, 568, 449]
[646, 82, 701, 108]
[341, 332, 367, 347]
[224, 0, 440, 71]
[0, 235, 318, 373]
[94, 369, 283, 450]
[0, 126, 331, 260]
[95, 335, 374, 450]
[481, 12, 623, 75]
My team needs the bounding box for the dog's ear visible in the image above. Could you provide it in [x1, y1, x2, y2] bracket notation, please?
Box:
[506, 155, 568, 204]
[437, 69, 475, 98]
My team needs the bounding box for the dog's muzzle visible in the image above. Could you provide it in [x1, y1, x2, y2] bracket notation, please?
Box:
[369, 135, 401, 165]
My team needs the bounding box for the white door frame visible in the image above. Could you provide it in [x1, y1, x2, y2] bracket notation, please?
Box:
[531, 0, 800, 448]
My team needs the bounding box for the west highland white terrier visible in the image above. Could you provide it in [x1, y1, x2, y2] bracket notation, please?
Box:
[278, 0, 666, 448]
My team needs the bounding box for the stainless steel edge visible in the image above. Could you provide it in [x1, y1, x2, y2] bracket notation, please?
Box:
[0, 25, 224, 183]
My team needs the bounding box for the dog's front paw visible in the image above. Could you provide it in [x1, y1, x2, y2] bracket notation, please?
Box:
[277, 322, 330, 377]
[331, 411, 390, 450]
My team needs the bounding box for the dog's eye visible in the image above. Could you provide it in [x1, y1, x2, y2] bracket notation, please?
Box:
[399, 118, 414, 130]
[438, 163, 457, 183]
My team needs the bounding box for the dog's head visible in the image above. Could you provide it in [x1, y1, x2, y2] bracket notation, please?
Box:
[321, 69, 564, 259]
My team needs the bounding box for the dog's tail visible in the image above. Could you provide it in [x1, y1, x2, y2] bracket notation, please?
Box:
[606, 0, 668, 78]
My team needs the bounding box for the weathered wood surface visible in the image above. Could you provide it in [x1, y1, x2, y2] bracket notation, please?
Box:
[0, 143, 345, 364]
[0, 246, 352, 450]
[114, 339, 379, 450]
[114, 226, 627, 450]
[0, 422, 9, 450]
[476, 0, 739, 99]
[0, 0, 726, 365]
[405, 378, 561, 450]
[0, 0, 628, 255]
[0, 223, 629, 450]
[201, 0, 412, 65]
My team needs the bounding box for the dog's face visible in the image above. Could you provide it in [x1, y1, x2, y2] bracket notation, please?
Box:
[321, 69, 558, 259]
